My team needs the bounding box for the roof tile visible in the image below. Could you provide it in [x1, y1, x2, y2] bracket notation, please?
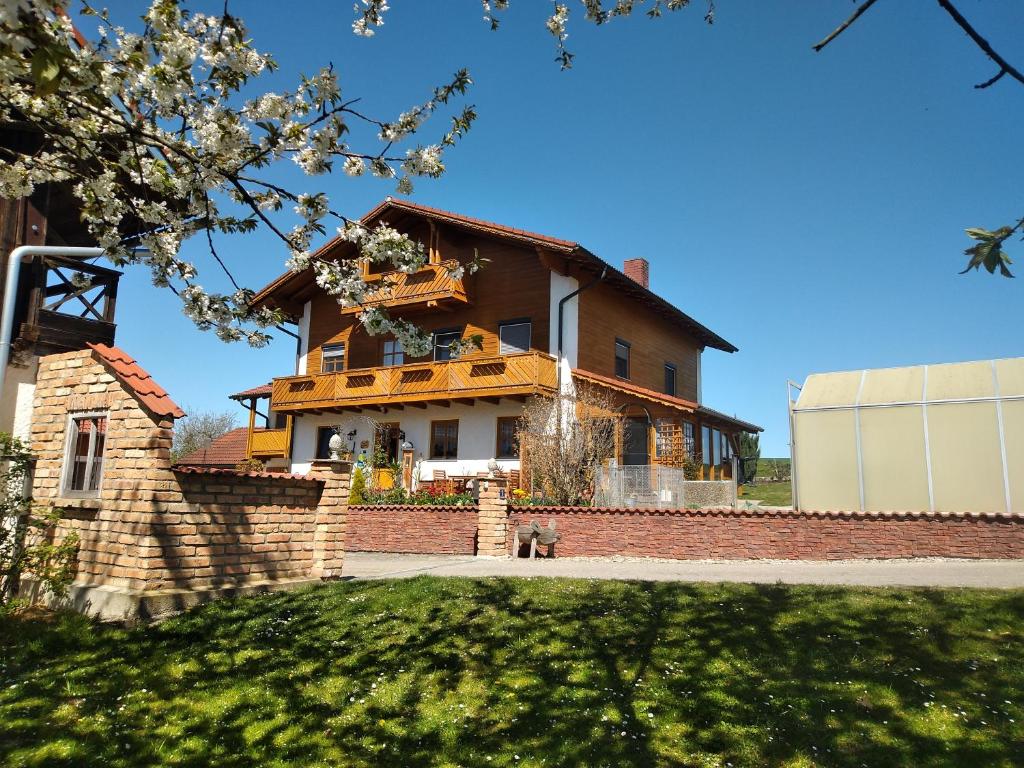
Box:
[88, 343, 186, 419]
[173, 427, 251, 467]
[229, 383, 272, 400]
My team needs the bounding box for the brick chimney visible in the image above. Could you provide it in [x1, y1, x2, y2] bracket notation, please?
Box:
[623, 258, 649, 289]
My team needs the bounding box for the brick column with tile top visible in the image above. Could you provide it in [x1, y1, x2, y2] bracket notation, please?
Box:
[308, 459, 351, 578]
[476, 473, 509, 557]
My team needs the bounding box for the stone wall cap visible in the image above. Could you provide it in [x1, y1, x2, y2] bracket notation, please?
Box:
[173, 465, 321, 483]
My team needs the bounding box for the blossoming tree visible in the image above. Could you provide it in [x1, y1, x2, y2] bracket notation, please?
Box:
[1, 0, 1017, 361]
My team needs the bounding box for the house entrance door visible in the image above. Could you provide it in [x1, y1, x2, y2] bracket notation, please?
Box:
[622, 418, 650, 465]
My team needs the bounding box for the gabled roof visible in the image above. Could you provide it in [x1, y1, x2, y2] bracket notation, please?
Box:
[229, 383, 272, 401]
[251, 198, 738, 353]
[173, 427, 250, 467]
[572, 368, 763, 433]
[88, 343, 186, 419]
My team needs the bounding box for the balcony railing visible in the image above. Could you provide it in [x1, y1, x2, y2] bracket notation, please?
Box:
[271, 352, 557, 412]
[342, 259, 469, 314]
[249, 428, 290, 459]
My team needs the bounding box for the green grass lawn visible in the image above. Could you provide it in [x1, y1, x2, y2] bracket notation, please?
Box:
[2, 579, 1023, 767]
[741, 480, 793, 507]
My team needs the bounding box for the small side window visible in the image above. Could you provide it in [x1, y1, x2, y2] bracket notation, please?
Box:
[63, 413, 107, 496]
[614, 340, 630, 379]
[498, 321, 532, 355]
[664, 363, 677, 396]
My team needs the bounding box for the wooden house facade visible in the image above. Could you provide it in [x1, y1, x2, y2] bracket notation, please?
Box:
[247, 199, 760, 482]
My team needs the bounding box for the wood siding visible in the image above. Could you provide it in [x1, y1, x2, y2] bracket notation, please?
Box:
[577, 281, 701, 402]
[306, 228, 551, 373]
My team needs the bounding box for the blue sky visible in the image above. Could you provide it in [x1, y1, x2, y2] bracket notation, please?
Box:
[97, 1, 1023, 456]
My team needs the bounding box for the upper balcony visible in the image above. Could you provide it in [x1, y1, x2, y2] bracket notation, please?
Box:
[14, 253, 120, 357]
[271, 351, 557, 412]
[344, 258, 470, 315]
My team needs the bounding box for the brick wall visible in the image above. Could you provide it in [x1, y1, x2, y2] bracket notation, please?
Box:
[347, 505, 478, 554]
[30, 349, 349, 593]
[507, 506, 1024, 560]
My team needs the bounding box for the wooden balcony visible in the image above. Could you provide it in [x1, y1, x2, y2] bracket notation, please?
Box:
[249, 427, 290, 459]
[343, 259, 469, 314]
[271, 352, 557, 412]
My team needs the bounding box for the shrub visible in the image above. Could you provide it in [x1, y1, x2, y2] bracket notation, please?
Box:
[349, 466, 367, 504]
[0, 433, 78, 612]
[234, 458, 265, 473]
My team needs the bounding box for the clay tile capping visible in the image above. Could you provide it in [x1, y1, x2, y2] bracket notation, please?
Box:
[172, 465, 319, 482]
[87, 343, 186, 419]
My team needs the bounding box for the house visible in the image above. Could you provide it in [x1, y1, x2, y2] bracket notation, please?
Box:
[245, 199, 760, 482]
[790, 358, 1024, 513]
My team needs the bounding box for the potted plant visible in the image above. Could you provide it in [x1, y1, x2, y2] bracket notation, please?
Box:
[371, 443, 395, 490]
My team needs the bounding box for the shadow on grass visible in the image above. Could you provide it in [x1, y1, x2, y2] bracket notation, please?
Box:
[1, 579, 1023, 767]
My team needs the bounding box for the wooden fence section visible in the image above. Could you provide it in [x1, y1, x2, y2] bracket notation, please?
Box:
[271, 352, 557, 411]
[249, 428, 290, 459]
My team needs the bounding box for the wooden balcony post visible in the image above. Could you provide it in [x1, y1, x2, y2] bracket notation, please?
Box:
[245, 397, 256, 459]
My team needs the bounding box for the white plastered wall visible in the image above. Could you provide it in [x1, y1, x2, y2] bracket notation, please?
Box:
[296, 300, 311, 375]
[289, 400, 529, 481]
[0, 359, 39, 442]
[549, 272, 579, 396]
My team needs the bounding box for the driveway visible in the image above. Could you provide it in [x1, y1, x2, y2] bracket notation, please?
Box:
[342, 551, 1024, 588]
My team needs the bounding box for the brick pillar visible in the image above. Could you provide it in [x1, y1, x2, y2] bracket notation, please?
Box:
[476, 474, 509, 557]
[308, 460, 350, 579]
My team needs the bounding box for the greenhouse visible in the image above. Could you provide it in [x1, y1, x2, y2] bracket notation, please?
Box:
[790, 358, 1024, 513]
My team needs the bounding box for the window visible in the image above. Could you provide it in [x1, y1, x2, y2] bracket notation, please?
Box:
[721, 432, 732, 465]
[433, 330, 462, 362]
[683, 421, 696, 459]
[62, 413, 107, 496]
[382, 339, 404, 366]
[664, 363, 677, 396]
[614, 339, 630, 379]
[712, 428, 722, 465]
[701, 425, 712, 467]
[499, 320, 531, 355]
[496, 417, 519, 459]
[430, 420, 459, 459]
[321, 343, 345, 372]
[315, 427, 336, 460]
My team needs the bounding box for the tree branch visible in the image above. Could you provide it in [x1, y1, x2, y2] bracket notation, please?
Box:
[935, 0, 1024, 88]
[812, 0, 881, 52]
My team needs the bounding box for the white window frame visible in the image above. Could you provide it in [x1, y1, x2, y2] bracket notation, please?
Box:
[60, 411, 108, 498]
[498, 320, 532, 355]
[321, 343, 346, 372]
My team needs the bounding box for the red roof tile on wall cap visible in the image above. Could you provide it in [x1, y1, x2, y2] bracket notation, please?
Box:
[173, 465, 319, 482]
[87, 343, 186, 419]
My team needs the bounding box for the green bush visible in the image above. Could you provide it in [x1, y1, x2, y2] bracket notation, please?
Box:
[0, 433, 78, 613]
[349, 466, 367, 505]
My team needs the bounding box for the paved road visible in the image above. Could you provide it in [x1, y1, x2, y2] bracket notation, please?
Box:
[342, 551, 1024, 588]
